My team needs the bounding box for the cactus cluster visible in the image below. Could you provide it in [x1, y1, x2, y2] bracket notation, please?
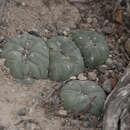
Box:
[1, 30, 109, 83]
[1, 30, 109, 116]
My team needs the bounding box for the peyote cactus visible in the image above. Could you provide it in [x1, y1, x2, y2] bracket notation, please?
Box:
[47, 36, 84, 81]
[60, 80, 106, 116]
[72, 30, 109, 67]
[1, 32, 49, 84]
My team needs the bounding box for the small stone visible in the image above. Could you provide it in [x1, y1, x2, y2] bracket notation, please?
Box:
[88, 72, 97, 81]
[44, 29, 49, 33]
[105, 58, 113, 65]
[78, 73, 87, 80]
[98, 66, 106, 73]
[100, 64, 108, 68]
[111, 64, 117, 69]
[40, 92, 44, 97]
[102, 79, 112, 93]
[104, 19, 109, 25]
[63, 31, 68, 36]
[102, 26, 113, 34]
[21, 2, 26, 6]
[87, 17, 92, 24]
[125, 38, 130, 55]
[0, 36, 4, 41]
[109, 54, 113, 58]
[43, 37, 47, 41]
[17, 108, 27, 116]
[57, 110, 67, 116]
[82, 121, 89, 128]
[0, 59, 5, 65]
[93, 17, 97, 24]
[28, 28, 40, 37]
[70, 76, 77, 80]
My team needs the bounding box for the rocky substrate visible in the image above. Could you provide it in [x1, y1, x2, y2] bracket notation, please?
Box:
[0, 0, 129, 130]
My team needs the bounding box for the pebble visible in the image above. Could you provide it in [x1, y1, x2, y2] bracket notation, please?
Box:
[0, 36, 4, 42]
[44, 29, 49, 33]
[102, 79, 112, 93]
[116, 62, 124, 71]
[111, 64, 117, 69]
[82, 121, 89, 128]
[87, 17, 93, 24]
[28, 29, 40, 37]
[105, 58, 113, 65]
[57, 110, 67, 116]
[17, 107, 27, 116]
[103, 19, 109, 25]
[98, 66, 106, 73]
[88, 72, 97, 81]
[100, 65, 108, 68]
[21, 2, 26, 6]
[93, 17, 97, 24]
[70, 76, 77, 80]
[0, 59, 5, 65]
[109, 54, 113, 58]
[63, 30, 68, 36]
[40, 92, 44, 97]
[78, 73, 87, 80]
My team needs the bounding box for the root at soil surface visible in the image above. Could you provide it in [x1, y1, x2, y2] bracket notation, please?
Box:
[103, 64, 130, 130]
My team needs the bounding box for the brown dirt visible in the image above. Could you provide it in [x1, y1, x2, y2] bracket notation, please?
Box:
[0, 0, 80, 38]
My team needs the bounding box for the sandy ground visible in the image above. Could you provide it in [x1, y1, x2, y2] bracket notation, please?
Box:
[0, 0, 80, 38]
[0, 60, 62, 130]
[0, 0, 82, 130]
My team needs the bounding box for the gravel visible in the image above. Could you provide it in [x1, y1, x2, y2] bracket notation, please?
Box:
[88, 72, 97, 81]
[78, 73, 87, 80]
[102, 79, 112, 93]
[17, 107, 27, 116]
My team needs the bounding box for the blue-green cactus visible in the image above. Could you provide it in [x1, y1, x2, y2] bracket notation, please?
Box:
[72, 30, 109, 67]
[60, 80, 106, 116]
[2, 32, 49, 84]
[47, 36, 84, 81]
